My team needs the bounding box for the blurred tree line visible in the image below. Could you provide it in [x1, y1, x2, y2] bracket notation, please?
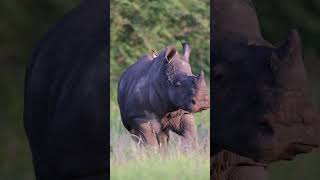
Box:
[110, 0, 210, 81]
[255, 0, 320, 51]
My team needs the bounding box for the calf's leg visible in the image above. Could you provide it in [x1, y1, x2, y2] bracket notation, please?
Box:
[180, 113, 198, 149]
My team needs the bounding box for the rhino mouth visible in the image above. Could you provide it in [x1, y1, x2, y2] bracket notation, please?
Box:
[279, 142, 318, 160]
[292, 142, 318, 150]
[184, 99, 210, 113]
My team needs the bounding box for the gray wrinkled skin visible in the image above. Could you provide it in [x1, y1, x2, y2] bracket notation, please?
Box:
[118, 43, 210, 149]
[212, 0, 320, 179]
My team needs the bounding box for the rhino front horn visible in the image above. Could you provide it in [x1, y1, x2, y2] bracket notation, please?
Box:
[196, 71, 205, 86]
[275, 29, 302, 62]
[198, 71, 204, 79]
[272, 29, 308, 90]
[182, 42, 191, 61]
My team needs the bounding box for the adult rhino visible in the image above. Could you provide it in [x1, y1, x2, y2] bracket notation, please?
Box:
[24, 0, 108, 179]
[118, 43, 210, 149]
[212, 0, 320, 179]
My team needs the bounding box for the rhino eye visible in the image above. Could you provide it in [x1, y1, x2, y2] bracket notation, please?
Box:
[175, 81, 182, 87]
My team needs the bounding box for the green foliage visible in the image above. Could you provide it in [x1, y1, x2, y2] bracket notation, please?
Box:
[110, 0, 210, 81]
[254, 0, 320, 52]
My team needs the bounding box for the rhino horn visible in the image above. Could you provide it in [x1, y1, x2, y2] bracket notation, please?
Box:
[182, 42, 191, 61]
[272, 30, 309, 90]
[275, 29, 302, 63]
[196, 71, 205, 87]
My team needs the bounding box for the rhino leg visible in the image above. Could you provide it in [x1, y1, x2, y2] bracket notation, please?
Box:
[227, 166, 268, 180]
[130, 119, 159, 146]
[179, 113, 198, 149]
[157, 129, 170, 151]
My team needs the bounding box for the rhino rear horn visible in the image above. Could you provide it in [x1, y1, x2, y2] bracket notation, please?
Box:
[182, 42, 191, 61]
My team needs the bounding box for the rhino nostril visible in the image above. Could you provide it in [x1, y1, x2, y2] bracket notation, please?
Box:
[191, 99, 196, 105]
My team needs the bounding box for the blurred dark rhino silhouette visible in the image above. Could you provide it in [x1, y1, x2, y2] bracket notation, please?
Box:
[212, 0, 320, 179]
[24, 0, 108, 179]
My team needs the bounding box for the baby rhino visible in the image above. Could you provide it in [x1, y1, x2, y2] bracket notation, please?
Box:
[117, 43, 210, 149]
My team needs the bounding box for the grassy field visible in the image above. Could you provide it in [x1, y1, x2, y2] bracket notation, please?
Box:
[110, 82, 210, 180]
[269, 149, 320, 180]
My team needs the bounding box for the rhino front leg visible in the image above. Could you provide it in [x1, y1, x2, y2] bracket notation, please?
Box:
[130, 120, 159, 146]
[180, 113, 198, 149]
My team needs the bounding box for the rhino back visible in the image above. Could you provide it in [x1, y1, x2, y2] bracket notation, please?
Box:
[117, 55, 156, 119]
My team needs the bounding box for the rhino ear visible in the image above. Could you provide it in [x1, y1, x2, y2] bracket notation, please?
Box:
[165, 46, 177, 63]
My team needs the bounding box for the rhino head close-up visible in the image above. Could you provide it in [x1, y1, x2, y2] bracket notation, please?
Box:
[165, 43, 210, 113]
[213, 0, 320, 163]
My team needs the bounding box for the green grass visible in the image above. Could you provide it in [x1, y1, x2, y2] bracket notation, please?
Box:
[111, 152, 209, 180]
[269, 150, 320, 180]
[110, 131, 210, 180]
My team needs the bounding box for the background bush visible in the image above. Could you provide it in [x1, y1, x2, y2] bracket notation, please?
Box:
[110, 0, 210, 81]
